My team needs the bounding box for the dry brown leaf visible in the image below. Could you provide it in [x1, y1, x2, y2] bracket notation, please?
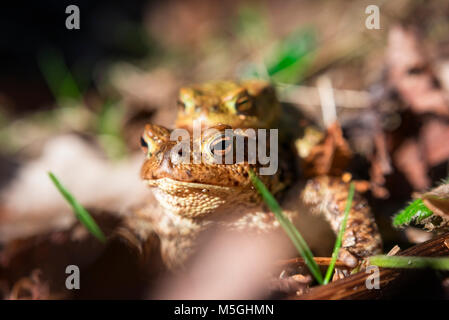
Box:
[393, 138, 430, 191]
[387, 25, 449, 117]
[8, 270, 49, 300]
[422, 184, 449, 223]
[369, 130, 392, 198]
[420, 119, 449, 166]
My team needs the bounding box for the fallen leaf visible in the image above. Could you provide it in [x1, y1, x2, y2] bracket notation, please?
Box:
[420, 119, 449, 166]
[369, 129, 392, 198]
[8, 270, 49, 300]
[387, 25, 449, 117]
[422, 184, 449, 226]
[393, 138, 430, 191]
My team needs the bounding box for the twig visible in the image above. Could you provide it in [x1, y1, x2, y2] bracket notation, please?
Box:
[292, 232, 449, 299]
[317, 76, 337, 128]
[276, 84, 371, 109]
[276, 257, 350, 269]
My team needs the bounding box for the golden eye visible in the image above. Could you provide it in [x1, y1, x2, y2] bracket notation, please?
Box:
[140, 136, 148, 154]
[141, 124, 171, 158]
[235, 96, 252, 114]
[177, 100, 186, 111]
[209, 135, 233, 157]
[177, 99, 198, 113]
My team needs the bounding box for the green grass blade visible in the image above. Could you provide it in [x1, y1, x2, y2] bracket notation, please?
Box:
[324, 182, 355, 284]
[393, 198, 434, 228]
[249, 169, 323, 284]
[48, 172, 106, 243]
[38, 48, 83, 105]
[96, 99, 128, 160]
[267, 28, 315, 82]
[369, 255, 449, 270]
[235, 4, 268, 45]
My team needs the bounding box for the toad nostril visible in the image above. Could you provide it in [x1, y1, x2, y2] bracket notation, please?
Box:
[159, 150, 174, 172]
[164, 149, 173, 161]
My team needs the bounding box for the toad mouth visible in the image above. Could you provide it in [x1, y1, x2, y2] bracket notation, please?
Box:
[144, 177, 234, 191]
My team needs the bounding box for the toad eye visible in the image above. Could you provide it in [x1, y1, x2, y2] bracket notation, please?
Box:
[140, 136, 148, 153]
[177, 99, 199, 113]
[235, 96, 252, 114]
[177, 100, 186, 110]
[209, 135, 233, 157]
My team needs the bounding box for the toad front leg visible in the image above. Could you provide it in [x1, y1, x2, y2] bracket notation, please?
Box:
[302, 176, 383, 268]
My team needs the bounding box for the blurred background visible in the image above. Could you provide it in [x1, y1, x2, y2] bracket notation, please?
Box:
[1, 0, 449, 299]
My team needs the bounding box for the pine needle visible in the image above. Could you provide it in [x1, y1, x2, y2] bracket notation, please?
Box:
[324, 182, 355, 284]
